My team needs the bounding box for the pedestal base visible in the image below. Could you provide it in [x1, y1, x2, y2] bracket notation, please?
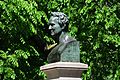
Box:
[40, 62, 88, 80]
[51, 77, 82, 80]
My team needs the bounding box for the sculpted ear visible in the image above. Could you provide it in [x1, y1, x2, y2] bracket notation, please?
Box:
[61, 16, 68, 30]
[62, 24, 66, 30]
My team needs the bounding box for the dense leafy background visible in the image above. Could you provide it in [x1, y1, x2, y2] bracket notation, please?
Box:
[0, 0, 120, 80]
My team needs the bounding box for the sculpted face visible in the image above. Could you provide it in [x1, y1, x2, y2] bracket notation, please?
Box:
[48, 16, 62, 36]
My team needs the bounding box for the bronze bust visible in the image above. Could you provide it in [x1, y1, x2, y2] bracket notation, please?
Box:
[47, 12, 80, 63]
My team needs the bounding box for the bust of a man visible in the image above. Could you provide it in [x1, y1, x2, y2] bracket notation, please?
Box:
[47, 12, 80, 63]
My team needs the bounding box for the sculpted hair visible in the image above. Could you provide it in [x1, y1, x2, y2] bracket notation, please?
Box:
[51, 12, 69, 31]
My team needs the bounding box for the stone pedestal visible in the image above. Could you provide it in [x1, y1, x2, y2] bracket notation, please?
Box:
[40, 62, 88, 80]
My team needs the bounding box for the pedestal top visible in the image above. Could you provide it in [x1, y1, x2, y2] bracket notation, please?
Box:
[40, 62, 88, 70]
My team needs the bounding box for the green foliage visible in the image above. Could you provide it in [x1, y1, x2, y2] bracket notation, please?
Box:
[0, 0, 120, 80]
[0, 0, 48, 80]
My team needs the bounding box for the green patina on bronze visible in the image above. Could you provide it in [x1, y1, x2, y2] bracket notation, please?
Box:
[47, 12, 80, 63]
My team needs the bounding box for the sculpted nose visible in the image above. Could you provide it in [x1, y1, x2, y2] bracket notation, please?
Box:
[49, 25, 52, 29]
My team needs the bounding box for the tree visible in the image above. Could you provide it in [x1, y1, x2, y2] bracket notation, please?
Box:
[0, 0, 120, 80]
[0, 0, 48, 79]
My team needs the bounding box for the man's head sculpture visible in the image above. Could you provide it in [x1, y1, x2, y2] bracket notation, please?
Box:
[47, 12, 80, 63]
[48, 12, 69, 36]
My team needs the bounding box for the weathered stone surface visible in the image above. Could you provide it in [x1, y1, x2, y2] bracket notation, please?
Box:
[51, 77, 82, 80]
[40, 62, 88, 80]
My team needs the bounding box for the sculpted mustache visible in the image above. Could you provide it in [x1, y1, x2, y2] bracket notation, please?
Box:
[49, 29, 54, 31]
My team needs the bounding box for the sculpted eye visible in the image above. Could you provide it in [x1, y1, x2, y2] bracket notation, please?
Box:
[50, 23, 55, 26]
